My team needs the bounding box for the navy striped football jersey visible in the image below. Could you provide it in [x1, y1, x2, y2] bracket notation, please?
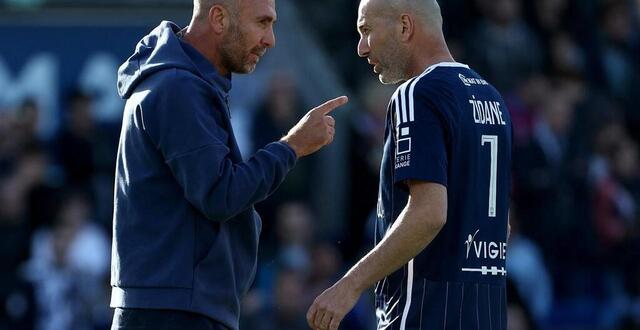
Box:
[375, 62, 512, 330]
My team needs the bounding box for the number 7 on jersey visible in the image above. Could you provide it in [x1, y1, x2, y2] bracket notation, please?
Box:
[481, 135, 498, 217]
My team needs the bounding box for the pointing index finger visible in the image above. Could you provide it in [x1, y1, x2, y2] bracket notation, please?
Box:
[315, 96, 349, 115]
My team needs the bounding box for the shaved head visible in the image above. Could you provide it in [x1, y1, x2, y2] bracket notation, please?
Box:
[357, 0, 452, 83]
[193, 0, 239, 21]
[185, 0, 276, 75]
[364, 0, 443, 31]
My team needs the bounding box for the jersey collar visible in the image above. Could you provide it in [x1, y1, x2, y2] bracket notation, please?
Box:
[422, 62, 469, 75]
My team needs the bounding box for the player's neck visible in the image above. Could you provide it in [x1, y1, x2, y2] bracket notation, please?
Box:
[409, 52, 454, 78]
[406, 38, 454, 78]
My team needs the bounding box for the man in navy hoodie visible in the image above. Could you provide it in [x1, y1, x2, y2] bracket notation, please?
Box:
[110, 0, 348, 328]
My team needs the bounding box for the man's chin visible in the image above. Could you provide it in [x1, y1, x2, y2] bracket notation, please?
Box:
[245, 63, 258, 73]
[232, 63, 258, 74]
[378, 73, 402, 85]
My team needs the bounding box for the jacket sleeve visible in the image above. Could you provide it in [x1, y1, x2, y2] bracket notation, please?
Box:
[141, 70, 297, 222]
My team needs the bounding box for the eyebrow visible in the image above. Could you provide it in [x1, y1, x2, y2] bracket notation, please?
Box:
[357, 22, 368, 33]
[257, 15, 276, 23]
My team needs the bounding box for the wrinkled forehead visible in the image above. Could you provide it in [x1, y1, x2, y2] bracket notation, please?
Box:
[357, 0, 371, 23]
[358, 0, 390, 24]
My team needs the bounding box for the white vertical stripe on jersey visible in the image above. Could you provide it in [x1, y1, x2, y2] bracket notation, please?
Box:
[407, 78, 418, 123]
[476, 284, 480, 330]
[460, 283, 465, 329]
[443, 282, 449, 329]
[399, 259, 414, 330]
[419, 279, 427, 330]
[407, 65, 438, 123]
[404, 62, 470, 123]
[400, 83, 409, 124]
[393, 62, 457, 126]
[499, 287, 503, 330]
[393, 90, 401, 128]
[488, 285, 493, 330]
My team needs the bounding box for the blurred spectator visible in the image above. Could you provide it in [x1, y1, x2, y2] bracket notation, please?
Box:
[0, 119, 51, 329]
[0, 152, 38, 330]
[0, 146, 48, 227]
[53, 89, 119, 228]
[505, 74, 550, 145]
[251, 72, 301, 151]
[243, 201, 314, 329]
[590, 133, 640, 304]
[14, 100, 41, 150]
[513, 81, 577, 255]
[343, 78, 393, 262]
[598, 0, 640, 100]
[526, 0, 571, 37]
[465, 0, 543, 93]
[274, 201, 314, 271]
[307, 242, 342, 298]
[250, 73, 315, 245]
[0, 275, 35, 330]
[608, 138, 640, 315]
[0, 144, 62, 237]
[54, 90, 96, 188]
[592, 138, 637, 249]
[548, 33, 586, 77]
[506, 279, 537, 330]
[0, 172, 31, 283]
[0, 0, 639, 328]
[242, 267, 309, 330]
[506, 209, 553, 327]
[0, 100, 41, 175]
[596, 0, 640, 142]
[23, 189, 110, 330]
[271, 269, 309, 330]
[307, 242, 375, 330]
[244, 201, 313, 330]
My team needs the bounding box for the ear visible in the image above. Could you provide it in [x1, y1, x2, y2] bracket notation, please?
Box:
[208, 5, 230, 34]
[399, 13, 414, 42]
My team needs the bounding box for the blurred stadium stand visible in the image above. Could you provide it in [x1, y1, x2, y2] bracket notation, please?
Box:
[0, 0, 639, 329]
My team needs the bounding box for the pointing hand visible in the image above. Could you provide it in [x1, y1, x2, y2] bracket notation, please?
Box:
[281, 96, 348, 158]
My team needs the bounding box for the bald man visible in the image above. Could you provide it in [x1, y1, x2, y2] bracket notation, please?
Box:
[307, 0, 511, 329]
[110, 0, 347, 329]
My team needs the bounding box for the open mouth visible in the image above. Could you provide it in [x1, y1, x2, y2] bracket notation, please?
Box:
[249, 51, 264, 63]
[368, 59, 380, 73]
[253, 48, 267, 58]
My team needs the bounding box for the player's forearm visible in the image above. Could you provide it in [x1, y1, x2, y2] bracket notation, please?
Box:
[342, 203, 445, 293]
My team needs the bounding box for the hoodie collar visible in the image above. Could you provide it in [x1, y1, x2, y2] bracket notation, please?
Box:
[116, 21, 233, 99]
[178, 37, 232, 95]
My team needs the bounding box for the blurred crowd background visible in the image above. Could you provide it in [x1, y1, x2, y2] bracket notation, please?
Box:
[1, 0, 639, 329]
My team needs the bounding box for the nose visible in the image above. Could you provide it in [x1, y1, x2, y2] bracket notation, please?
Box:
[263, 26, 276, 49]
[357, 36, 369, 58]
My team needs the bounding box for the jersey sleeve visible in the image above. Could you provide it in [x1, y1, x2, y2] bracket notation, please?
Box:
[393, 81, 450, 187]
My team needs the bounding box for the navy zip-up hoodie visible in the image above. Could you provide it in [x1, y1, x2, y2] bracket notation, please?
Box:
[110, 21, 297, 329]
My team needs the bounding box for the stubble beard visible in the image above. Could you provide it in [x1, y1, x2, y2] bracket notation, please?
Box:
[377, 40, 410, 85]
[219, 23, 256, 74]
